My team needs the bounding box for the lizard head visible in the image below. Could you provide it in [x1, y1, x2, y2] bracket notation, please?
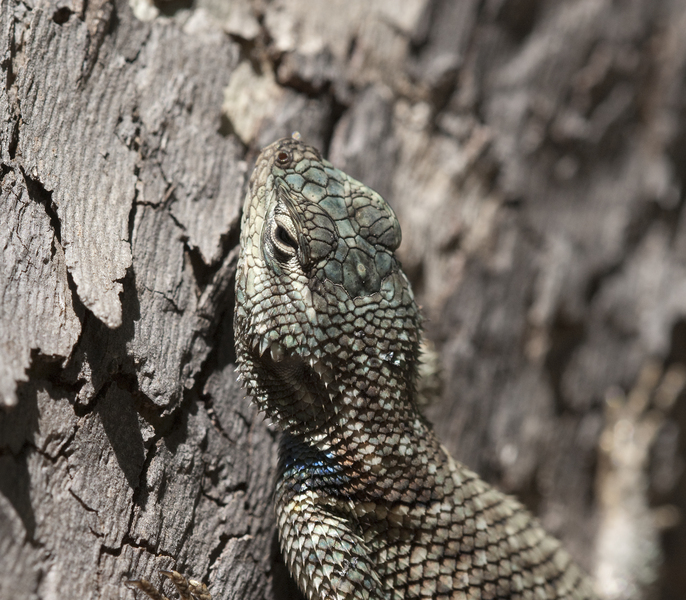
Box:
[234, 138, 421, 435]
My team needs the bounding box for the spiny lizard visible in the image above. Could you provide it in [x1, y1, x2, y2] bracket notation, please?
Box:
[129, 137, 597, 600]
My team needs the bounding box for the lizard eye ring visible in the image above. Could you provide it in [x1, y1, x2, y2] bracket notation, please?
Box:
[275, 150, 291, 167]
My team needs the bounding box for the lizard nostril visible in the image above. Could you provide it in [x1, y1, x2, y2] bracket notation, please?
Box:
[275, 150, 291, 166]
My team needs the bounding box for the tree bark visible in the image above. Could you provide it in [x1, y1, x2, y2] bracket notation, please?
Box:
[2, 1, 686, 599]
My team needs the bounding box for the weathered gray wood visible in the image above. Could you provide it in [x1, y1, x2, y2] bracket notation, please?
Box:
[0, 165, 81, 407]
[1, 2, 278, 599]
[18, 9, 136, 329]
[2, 0, 686, 599]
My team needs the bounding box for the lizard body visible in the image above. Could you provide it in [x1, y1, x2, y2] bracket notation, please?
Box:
[234, 138, 597, 600]
[129, 138, 597, 600]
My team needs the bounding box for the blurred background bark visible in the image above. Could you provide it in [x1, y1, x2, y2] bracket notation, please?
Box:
[2, 0, 686, 599]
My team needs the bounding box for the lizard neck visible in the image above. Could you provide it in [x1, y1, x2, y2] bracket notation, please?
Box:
[268, 347, 442, 506]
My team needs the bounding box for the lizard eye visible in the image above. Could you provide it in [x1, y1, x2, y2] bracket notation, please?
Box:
[276, 225, 298, 250]
[270, 217, 299, 261]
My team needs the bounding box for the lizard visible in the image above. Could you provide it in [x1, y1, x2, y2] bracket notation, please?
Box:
[129, 137, 598, 600]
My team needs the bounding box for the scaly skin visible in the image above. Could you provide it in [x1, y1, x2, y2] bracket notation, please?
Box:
[129, 138, 597, 600]
[234, 138, 597, 600]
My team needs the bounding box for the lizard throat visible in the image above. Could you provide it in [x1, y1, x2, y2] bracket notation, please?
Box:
[237, 332, 421, 450]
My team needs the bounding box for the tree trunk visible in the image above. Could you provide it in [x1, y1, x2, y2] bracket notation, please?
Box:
[2, 1, 686, 599]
